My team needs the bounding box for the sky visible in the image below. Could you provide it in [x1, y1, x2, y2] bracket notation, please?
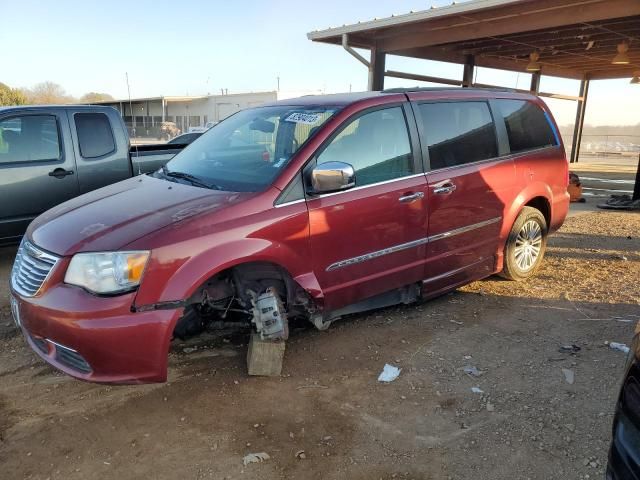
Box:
[1, 0, 638, 127]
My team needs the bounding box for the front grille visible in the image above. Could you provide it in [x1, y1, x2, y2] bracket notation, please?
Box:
[54, 343, 92, 374]
[11, 240, 59, 297]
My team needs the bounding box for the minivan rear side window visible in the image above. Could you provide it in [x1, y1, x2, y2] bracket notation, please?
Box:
[75, 112, 116, 158]
[417, 102, 497, 170]
[317, 106, 413, 187]
[495, 100, 557, 154]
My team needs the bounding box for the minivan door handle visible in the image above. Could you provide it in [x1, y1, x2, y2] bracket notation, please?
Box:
[48, 168, 74, 179]
[432, 182, 456, 195]
[398, 191, 425, 203]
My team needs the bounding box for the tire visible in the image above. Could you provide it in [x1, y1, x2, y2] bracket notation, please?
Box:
[500, 206, 548, 281]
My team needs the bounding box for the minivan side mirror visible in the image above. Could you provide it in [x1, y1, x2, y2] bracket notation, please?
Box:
[309, 161, 356, 194]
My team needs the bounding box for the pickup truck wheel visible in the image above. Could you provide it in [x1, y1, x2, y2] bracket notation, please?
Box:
[500, 206, 548, 282]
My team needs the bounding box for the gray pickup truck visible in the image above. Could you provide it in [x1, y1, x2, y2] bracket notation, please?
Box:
[0, 105, 187, 245]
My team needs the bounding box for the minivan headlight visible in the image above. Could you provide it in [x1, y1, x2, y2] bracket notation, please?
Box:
[64, 251, 150, 294]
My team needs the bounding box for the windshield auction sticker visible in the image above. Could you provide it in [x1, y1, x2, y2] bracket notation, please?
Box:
[284, 112, 321, 124]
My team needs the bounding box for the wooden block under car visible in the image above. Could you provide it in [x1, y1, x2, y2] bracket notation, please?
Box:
[247, 333, 286, 376]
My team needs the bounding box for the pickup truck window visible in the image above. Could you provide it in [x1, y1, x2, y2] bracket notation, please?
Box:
[0, 115, 61, 165]
[418, 101, 497, 170]
[317, 106, 413, 187]
[75, 113, 116, 158]
[163, 105, 339, 192]
[495, 99, 558, 154]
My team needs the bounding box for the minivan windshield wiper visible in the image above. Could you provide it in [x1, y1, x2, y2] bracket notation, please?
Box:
[160, 165, 221, 190]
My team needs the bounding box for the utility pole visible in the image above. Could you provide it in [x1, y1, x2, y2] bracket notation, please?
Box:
[277, 76, 280, 92]
[633, 153, 640, 202]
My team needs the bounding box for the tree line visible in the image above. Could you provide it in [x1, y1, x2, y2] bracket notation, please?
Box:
[0, 81, 114, 106]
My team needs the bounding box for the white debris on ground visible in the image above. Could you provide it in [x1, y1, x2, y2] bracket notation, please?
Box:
[562, 368, 576, 385]
[242, 452, 271, 466]
[471, 387, 484, 394]
[463, 365, 483, 377]
[377, 364, 401, 382]
[608, 342, 630, 354]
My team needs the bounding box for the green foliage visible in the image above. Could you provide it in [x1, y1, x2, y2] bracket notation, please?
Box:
[0, 82, 28, 106]
[0, 82, 115, 107]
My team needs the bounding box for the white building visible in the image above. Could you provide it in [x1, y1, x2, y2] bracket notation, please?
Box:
[91, 91, 277, 137]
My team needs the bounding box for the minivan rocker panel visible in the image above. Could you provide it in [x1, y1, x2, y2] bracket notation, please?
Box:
[11, 89, 570, 383]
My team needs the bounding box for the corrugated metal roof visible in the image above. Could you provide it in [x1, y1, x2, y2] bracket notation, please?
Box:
[307, 0, 522, 39]
[307, 0, 640, 80]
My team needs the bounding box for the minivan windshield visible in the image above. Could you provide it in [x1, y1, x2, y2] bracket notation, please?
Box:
[159, 105, 339, 192]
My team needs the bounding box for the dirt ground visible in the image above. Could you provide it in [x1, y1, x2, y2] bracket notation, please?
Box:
[0, 209, 639, 480]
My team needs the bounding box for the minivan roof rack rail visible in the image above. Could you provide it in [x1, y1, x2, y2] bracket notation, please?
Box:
[381, 86, 520, 94]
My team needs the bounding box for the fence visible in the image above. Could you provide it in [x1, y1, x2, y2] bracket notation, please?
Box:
[561, 134, 640, 162]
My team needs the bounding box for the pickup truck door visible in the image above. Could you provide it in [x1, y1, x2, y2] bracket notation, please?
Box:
[0, 109, 79, 243]
[66, 109, 132, 194]
[306, 102, 428, 311]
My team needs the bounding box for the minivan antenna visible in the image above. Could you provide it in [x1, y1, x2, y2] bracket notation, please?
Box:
[126, 72, 141, 175]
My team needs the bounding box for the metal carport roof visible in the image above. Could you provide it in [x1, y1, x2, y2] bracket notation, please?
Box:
[308, 0, 640, 81]
[308, 0, 640, 186]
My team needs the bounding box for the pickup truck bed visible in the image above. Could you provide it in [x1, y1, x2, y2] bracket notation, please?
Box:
[130, 143, 186, 174]
[0, 105, 186, 244]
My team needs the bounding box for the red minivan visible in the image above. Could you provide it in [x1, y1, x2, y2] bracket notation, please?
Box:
[10, 89, 569, 383]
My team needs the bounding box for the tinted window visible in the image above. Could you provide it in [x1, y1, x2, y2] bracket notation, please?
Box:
[317, 106, 413, 187]
[418, 102, 497, 170]
[75, 112, 116, 158]
[0, 115, 61, 164]
[496, 99, 557, 154]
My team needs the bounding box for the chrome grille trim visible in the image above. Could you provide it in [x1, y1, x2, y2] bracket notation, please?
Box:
[32, 336, 49, 354]
[53, 342, 92, 374]
[11, 240, 60, 297]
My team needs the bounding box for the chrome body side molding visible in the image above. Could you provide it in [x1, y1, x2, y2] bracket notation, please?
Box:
[427, 217, 501, 242]
[326, 237, 429, 272]
[326, 217, 502, 272]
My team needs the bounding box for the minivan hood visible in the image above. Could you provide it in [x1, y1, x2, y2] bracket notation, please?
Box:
[29, 176, 252, 256]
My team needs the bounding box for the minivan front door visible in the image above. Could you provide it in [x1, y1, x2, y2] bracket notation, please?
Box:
[413, 100, 515, 293]
[306, 104, 429, 310]
[0, 110, 78, 243]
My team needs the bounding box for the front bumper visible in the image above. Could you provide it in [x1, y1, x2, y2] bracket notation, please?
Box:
[11, 283, 183, 384]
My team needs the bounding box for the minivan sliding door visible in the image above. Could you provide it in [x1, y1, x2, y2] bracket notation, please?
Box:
[412, 99, 515, 294]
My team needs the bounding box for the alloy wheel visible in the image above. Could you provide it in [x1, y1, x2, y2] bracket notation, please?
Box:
[513, 219, 543, 272]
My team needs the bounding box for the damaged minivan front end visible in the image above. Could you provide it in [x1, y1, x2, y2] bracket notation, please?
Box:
[10, 103, 339, 383]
